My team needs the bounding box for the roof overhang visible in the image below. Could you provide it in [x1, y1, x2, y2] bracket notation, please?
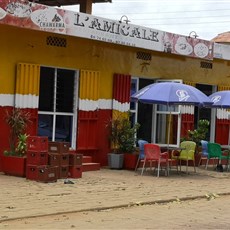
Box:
[30, 0, 112, 7]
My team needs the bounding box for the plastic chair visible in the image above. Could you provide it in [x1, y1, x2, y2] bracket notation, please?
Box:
[141, 143, 169, 177]
[135, 140, 148, 171]
[176, 141, 196, 173]
[206, 142, 230, 170]
[198, 140, 209, 166]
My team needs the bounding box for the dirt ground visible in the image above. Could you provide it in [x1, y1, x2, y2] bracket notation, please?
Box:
[1, 194, 230, 229]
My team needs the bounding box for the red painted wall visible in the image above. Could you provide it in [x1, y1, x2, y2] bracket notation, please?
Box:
[76, 109, 112, 166]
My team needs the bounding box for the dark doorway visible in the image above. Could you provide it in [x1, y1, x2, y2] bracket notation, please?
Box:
[137, 79, 155, 143]
[195, 83, 213, 140]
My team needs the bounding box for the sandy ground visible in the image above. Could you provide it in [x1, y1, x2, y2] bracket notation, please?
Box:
[1, 167, 230, 229]
[1, 194, 230, 229]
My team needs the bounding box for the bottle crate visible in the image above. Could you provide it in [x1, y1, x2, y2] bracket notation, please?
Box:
[48, 142, 70, 154]
[26, 165, 57, 183]
[27, 136, 48, 152]
[68, 166, 82, 178]
[27, 151, 48, 166]
[69, 153, 83, 166]
[58, 165, 69, 179]
[48, 153, 60, 167]
[60, 153, 69, 166]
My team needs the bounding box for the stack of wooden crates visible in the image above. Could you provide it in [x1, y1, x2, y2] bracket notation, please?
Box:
[26, 136, 57, 182]
[48, 142, 83, 179]
[26, 136, 83, 182]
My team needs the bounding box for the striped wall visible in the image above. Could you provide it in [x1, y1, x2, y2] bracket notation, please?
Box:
[215, 85, 230, 145]
[15, 63, 40, 109]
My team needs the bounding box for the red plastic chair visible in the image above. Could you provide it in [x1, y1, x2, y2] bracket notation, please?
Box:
[141, 143, 169, 177]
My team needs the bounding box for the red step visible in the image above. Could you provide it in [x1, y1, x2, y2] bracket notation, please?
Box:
[82, 156, 100, 172]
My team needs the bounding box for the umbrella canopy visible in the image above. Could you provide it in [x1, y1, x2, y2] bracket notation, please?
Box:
[209, 90, 230, 146]
[131, 82, 213, 106]
[209, 90, 230, 108]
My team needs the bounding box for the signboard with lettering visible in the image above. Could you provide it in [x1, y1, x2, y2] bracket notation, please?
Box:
[0, 0, 214, 60]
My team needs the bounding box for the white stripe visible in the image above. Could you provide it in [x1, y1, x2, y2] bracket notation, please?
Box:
[0, 94, 14, 106]
[79, 99, 99, 111]
[15, 94, 39, 108]
[78, 99, 130, 112]
[217, 109, 229, 119]
[180, 105, 194, 115]
[112, 99, 130, 112]
[99, 99, 112, 110]
[79, 99, 113, 111]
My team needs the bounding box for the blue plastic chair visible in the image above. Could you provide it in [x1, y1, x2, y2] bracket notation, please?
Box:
[198, 140, 209, 166]
[135, 140, 148, 171]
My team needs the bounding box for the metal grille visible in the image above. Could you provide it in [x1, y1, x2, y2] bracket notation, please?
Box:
[136, 51, 152, 61]
[46, 36, 67, 47]
[200, 61, 213, 69]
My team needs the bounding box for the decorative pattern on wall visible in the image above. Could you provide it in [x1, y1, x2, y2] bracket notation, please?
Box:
[15, 63, 40, 109]
[112, 73, 131, 115]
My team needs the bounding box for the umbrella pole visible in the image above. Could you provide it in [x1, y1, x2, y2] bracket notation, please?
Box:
[167, 107, 172, 150]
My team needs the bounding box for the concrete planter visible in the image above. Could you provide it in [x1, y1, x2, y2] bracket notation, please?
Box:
[108, 153, 124, 169]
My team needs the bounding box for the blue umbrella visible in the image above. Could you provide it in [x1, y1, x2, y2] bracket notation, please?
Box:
[209, 90, 230, 108]
[209, 90, 230, 147]
[131, 82, 213, 106]
[131, 82, 212, 148]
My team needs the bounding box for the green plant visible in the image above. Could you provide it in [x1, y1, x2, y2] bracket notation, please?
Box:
[4, 108, 31, 157]
[108, 113, 140, 154]
[185, 119, 210, 146]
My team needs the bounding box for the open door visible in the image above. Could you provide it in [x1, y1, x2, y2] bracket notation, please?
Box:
[153, 79, 182, 147]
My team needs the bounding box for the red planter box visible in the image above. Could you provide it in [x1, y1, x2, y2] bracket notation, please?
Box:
[68, 166, 82, 178]
[2, 156, 27, 177]
[27, 136, 48, 152]
[26, 165, 58, 182]
[27, 151, 48, 166]
[124, 153, 138, 170]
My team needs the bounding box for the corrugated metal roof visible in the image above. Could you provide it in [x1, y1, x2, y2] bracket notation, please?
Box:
[211, 31, 230, 43]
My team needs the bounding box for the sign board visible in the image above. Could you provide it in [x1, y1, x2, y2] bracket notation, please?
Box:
[0, 0, 214, 60]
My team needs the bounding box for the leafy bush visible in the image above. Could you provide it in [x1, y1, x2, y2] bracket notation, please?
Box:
[108, 113, 140, 154]
[4, 108, 31, 157]
[186, 119, 210, 145]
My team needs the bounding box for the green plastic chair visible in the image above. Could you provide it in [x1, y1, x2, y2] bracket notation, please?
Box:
[206, 142, 230, 170]
[178, 141, 196, 173]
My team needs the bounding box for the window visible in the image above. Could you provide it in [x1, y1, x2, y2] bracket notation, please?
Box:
[38, 67, 78, 148]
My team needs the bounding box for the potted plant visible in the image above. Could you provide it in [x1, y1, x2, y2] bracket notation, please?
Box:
[107, 112, 140, 169]
[183, 119, 210, 166]
[2, 108, 31, 177]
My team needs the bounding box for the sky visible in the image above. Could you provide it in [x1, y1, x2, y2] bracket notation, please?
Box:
[62, 0, 230, 41]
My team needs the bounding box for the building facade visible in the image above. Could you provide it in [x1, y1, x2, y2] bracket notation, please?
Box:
[0, 0, 230, 170]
